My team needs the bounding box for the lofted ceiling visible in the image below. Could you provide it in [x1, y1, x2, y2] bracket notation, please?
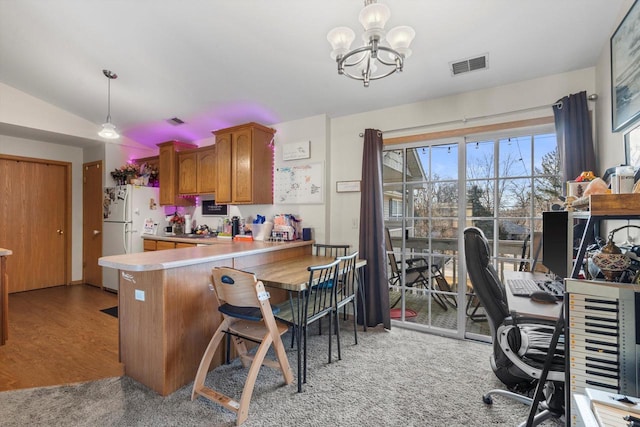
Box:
[0, 0, 629, 148]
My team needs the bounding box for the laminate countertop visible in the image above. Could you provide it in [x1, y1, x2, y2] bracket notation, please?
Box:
[98, 239, 312, 272]
[141, 234, 221, 245]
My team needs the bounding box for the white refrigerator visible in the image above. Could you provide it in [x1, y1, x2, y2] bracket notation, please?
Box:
[102, 184, 165, 291]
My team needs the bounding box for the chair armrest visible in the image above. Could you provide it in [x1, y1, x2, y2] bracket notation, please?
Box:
[496, 323, 565, 383]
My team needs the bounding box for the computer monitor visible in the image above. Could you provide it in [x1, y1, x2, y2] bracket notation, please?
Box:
[542, 211, 574, 280]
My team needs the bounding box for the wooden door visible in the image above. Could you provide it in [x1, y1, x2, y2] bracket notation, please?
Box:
[215, 132, 233, 203]
[197, 146, 216, 194]
[0, 156, 69, 292]
[233, 127, 253, 203]
[158, 143, 176, 205]
[83, 161, 103, 287]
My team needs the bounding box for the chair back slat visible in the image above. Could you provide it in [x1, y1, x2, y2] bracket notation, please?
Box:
[304, 259, 340, 324]
[211, 268, 261, 309]
[336, 251, 358, 306]
[313, 243, 350, 258]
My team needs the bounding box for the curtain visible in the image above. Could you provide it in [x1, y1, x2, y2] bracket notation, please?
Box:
[358, 129, 390, 329]
[553, 91, 596, 183]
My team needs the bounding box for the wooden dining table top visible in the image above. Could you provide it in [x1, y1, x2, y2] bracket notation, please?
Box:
[248, 254, 366, 292]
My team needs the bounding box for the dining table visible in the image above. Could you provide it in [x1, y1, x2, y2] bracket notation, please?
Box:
[248, 254, 367, 392]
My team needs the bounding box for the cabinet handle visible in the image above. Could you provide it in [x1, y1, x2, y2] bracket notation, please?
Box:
[93, 230, 101, 236]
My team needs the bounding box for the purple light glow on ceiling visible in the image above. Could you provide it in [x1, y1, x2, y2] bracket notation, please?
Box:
[121, 102, 278, 148]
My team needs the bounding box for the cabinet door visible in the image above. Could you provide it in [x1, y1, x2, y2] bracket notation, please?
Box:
[178, 151, 198, 194]
[143, 240, 157, 251]
[158, 144, 176, 205]
[215, 133, 233, 203]
[233, 127, 253, 203]
[156, 241, 176, 250]
[197, 146, 216, 194]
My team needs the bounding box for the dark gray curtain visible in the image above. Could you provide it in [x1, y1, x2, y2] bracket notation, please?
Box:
[553, 91, 596, 183]
[358, 129, 390, 329]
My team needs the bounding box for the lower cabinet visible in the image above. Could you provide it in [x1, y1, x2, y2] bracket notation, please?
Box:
[143, 240, 196, 251]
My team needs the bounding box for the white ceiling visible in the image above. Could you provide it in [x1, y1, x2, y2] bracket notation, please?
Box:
[0, 0, 629, 148]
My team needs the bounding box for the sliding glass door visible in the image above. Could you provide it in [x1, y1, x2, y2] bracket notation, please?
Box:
[383, 126, 561, 339]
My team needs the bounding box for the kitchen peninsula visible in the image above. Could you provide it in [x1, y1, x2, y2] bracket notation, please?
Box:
[98, 239, 313, 395]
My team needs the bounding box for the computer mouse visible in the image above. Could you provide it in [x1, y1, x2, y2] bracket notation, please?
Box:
[530, 291, 557, 304]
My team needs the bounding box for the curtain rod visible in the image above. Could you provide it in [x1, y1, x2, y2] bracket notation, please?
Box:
[358, 93, 597, 137]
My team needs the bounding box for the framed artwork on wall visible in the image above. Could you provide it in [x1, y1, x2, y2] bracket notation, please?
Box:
[611, 0, 640, 132]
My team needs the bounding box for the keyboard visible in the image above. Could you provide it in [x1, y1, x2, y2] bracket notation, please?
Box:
[506, 278, 564, 299]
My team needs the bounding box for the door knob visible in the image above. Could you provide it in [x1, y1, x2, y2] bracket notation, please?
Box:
[93, 230, 101, 235]
[57, 229, 64, 235]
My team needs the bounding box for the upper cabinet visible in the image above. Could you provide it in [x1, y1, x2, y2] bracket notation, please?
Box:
[178, 145, 217, 195]
[213, 122, 275, 205]
[158, 141, 197, 206]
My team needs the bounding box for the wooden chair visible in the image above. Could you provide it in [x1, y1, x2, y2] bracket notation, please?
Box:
[191, 267, 293, 425]
[334, 251, 359, 360]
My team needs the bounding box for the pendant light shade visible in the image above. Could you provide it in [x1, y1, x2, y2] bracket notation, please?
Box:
[98, 69, 120, 139]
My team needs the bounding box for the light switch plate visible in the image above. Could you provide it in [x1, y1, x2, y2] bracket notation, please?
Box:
[135, 289, 145, 301]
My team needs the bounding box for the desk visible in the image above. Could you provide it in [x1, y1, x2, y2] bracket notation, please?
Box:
[503, 270, 562, 320]
[250, 254, 367, 392]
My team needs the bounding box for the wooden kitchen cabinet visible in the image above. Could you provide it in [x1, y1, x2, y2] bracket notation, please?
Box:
[158, 141, 196, 206]
[213, 122, 275, 204]
[178, 145, 216, 195]
[143, 240, 157, 251]
[178, 150, 198, 195]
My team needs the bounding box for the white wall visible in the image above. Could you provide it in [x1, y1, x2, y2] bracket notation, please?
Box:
[0, 134, 84, 281]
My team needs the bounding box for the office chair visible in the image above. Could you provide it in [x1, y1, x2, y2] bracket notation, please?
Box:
[192, 267, 293, 425]
[463, 227, 565, 427]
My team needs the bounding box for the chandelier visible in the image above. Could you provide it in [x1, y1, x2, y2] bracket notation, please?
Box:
[326, 0, 415, 87]
[98, 69, 120, 139]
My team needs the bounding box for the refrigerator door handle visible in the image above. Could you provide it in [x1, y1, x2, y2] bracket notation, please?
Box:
[123, 222, 130, 254]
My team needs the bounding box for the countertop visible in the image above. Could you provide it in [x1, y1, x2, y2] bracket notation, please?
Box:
[99, 240, 312, 272]
[0, 248, 12, 256]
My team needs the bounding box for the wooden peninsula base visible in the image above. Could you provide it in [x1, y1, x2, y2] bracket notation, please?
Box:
[100, 240, 312, 396]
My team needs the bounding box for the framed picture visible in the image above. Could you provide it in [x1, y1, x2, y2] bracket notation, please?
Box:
[611, 0, 640, 132]
[336, 180, 361, 193]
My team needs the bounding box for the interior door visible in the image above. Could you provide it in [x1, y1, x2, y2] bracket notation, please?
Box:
[0, 156, 69, 292]
[83, 161, 103, 287]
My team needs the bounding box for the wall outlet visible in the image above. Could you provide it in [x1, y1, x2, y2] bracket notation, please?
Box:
[135, 289, 145, 301]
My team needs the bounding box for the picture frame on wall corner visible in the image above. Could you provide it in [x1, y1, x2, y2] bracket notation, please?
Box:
[611, 0, 640, 132]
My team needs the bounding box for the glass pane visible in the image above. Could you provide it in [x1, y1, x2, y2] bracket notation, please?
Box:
[466, 180, 495, 216]
[466, 140, 494, 179]
[534, 134, 559, 177]
[406, 182, 430, 219]
[499, 136, 532, 177]
[498, 178, 532, 214]
[382, 183, 404, 221]
[432, 143, 458, 180]
[406, 147, 429, 182]
[382, 150, 404, 183]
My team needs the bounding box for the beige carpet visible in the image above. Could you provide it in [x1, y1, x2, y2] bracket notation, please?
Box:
[0, 325, 561, 426]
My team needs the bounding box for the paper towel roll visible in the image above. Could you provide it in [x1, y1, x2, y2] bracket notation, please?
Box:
[184, 215, 192, 234]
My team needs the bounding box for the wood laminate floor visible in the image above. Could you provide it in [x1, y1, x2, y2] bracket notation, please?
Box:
[0, 284, 123, 391]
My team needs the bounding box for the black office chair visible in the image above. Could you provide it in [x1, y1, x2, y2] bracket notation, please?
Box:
[463, 227, 565, 427]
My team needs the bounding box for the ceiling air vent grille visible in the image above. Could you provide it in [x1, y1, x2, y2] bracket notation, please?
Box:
[167, 117, 185, 125]
[450, 54, 488, 76]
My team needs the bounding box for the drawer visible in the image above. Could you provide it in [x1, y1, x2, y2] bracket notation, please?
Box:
[143, 240, 157, 251]
[156, 241, 177, 251]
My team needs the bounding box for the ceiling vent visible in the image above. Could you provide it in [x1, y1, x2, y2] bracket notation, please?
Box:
[450, 54, 488, 76]
[167, 117, 185, 126]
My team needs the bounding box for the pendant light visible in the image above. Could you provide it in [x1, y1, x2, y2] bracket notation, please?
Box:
[98, 69, 120, 139]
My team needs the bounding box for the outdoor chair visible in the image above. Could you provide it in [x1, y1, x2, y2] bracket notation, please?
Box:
[191, 267, 293, 425]
[385, 227, 450, 310]
[464, 227, 565, 427]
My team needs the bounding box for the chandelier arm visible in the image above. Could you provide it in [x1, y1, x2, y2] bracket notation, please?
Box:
[338, 45, 373, 68]
[375, 45, 404, 67]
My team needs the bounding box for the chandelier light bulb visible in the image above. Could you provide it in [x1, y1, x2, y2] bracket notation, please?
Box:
[327, 27, 356, 59]
[386, 26, 415, 58]
[358, 2, 390, 32]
